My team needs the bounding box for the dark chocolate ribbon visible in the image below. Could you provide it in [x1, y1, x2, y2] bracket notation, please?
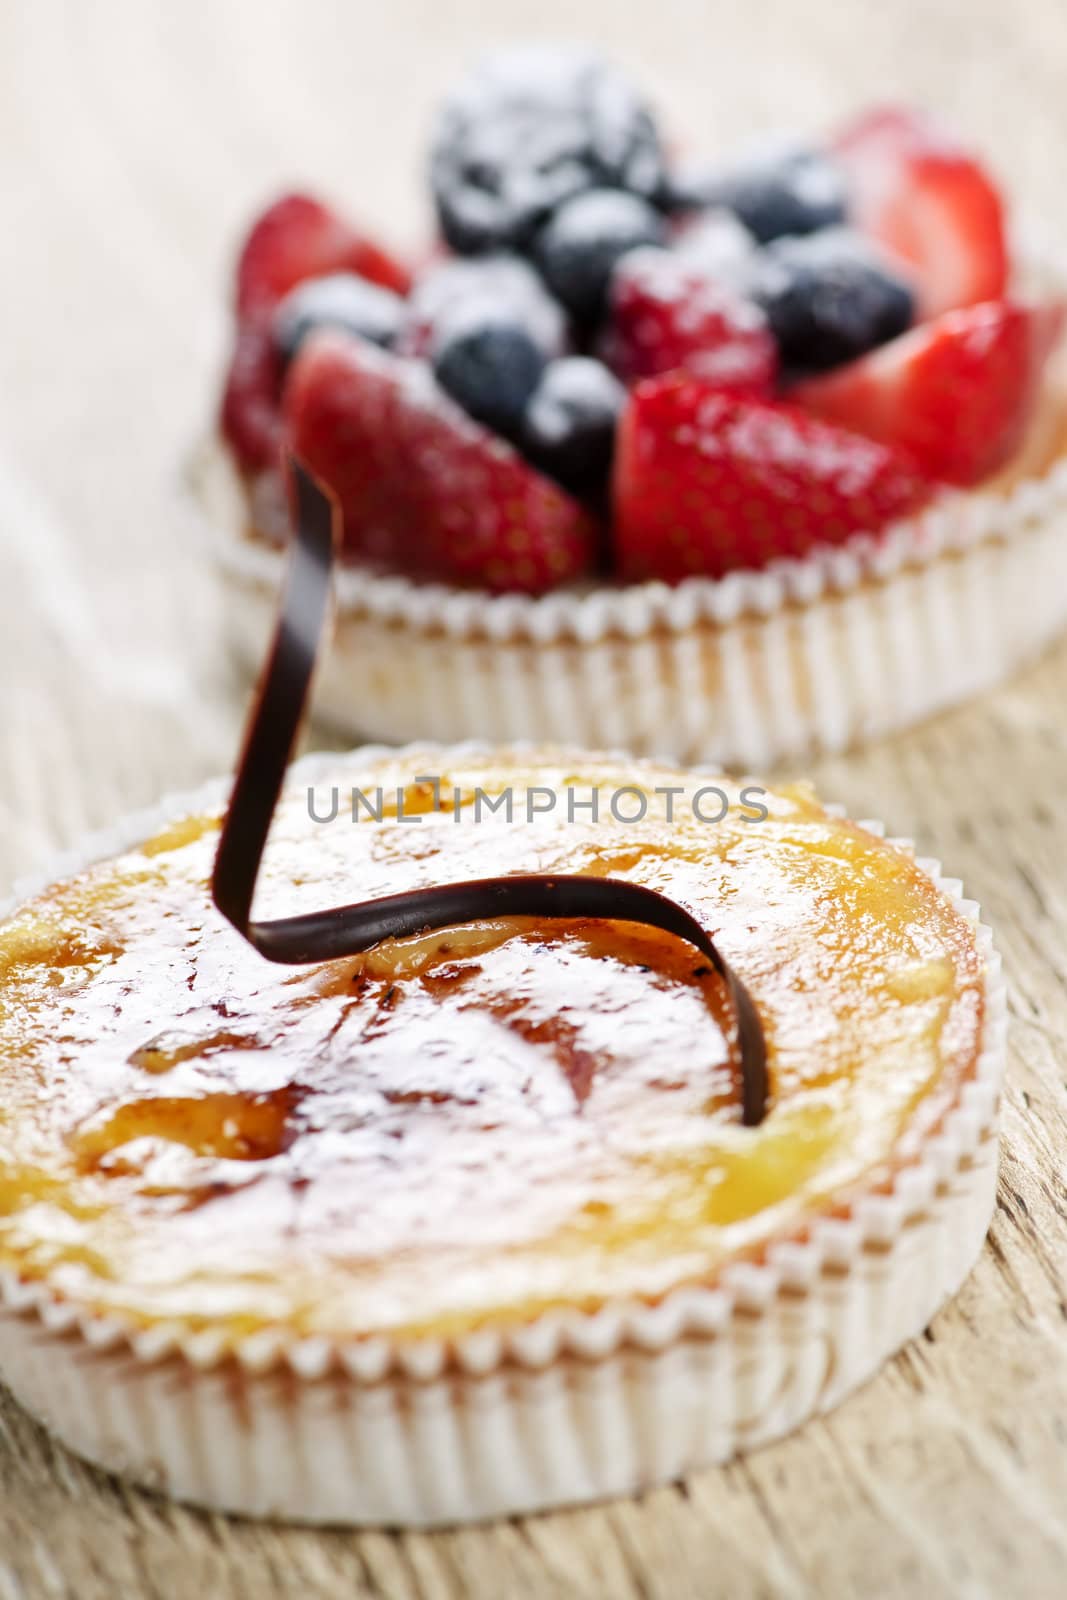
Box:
[211, 461, 769, 1126]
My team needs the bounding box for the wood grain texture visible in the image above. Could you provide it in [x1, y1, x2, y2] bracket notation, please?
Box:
[1, 2, 1066, 1594]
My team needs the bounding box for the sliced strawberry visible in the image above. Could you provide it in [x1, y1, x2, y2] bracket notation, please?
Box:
[793, 299, 1065, 486]
[235, 193, 410, 317]
[614, 379, 933, 583]
[602, 248, 777, 394]
[219, 315, 284, 473]
[833, 107, 1008, 318]
[284, 333, 598, 593]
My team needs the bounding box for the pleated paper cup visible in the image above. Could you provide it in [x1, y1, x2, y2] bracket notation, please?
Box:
[0, 749, 1006, 1526]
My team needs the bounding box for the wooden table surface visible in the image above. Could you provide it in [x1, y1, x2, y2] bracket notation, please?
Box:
[2, 3, 1067, 1595]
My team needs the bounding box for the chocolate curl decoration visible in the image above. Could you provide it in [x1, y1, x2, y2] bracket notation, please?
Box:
[211, 460, 769, 1127]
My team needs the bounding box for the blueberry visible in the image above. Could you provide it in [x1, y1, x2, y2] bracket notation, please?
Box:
[432, 308, 548, 436]
[401, 254, 567, 361]
[751, 229, 915, 372]
[522, 357, 625, 495]
[431, 45, 666, 254]
[672, 207, 757, 285]
[670, 141, 848, 244]
[272, 272, 404, 362]
[533, 189, 665, 324]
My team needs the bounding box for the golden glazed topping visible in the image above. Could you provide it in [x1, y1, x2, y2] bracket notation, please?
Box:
[0, 751, 984, 1341]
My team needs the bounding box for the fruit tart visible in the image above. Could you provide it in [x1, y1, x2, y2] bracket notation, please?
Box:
[202, 48, 1067, 766]
[0, 469, 1006, 1524]
[203, 49, 1067, 767]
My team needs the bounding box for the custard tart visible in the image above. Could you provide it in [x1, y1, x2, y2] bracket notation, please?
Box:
[0, 742, 1004, 1522]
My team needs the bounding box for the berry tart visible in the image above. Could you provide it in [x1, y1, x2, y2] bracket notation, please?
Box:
[0, 472, 1006, 1524]
[0, 467, 1011, 1516]
[203, 45, 1067, 766]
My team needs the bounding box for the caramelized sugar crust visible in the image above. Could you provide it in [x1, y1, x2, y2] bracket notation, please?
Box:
[0, 752, 984, 1341]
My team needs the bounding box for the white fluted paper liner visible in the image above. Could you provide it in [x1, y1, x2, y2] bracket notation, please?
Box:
[193, 407, 1067, 769]
[0, 747, 1007, 1524]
